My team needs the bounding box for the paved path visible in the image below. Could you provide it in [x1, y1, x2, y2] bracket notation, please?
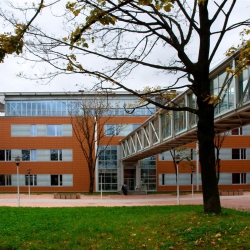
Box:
[0, 193, 249, 211]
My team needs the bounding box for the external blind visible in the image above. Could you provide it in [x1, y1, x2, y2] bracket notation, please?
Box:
[62, 124, 72, 136]
[63, 174, 73, 186]
[37, 174, 51, 186]
[11, 125, 30, 136]
[62, 149, 73, 161]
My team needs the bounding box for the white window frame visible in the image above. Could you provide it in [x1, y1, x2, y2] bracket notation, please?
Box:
[46, 125, 62, 136]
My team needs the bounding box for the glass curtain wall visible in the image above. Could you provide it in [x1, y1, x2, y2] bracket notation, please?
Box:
[140, 156, 156, 191]
[238, 67, 250, 104]
[98, 146, 118, 191]
[210, 70, 234, 115]
[6, 99, 155, 117]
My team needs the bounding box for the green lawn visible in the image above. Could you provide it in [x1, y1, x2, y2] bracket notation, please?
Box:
[0, 205, 249, 249]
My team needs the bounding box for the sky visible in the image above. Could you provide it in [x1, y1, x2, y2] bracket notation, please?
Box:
[0, 0, 249, 93]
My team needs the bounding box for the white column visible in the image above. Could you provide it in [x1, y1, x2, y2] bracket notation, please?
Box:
[177, 163, 180, 205]
[17, 165, 20, 207]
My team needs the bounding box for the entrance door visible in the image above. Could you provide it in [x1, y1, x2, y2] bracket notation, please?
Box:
[124, 169, 136, 191]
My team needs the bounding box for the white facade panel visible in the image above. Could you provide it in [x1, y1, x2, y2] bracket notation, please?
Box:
[218, 173, 232, 185]
[219, 148, 232, 160]
[36, 150, 50, 161]
[159, 151, 173, 161]
[11, 149, 22, 160]
[62, 124, 72, 136]
[37, 125, 47, 136]
[119, 125, 133, 136]
[243, 125, 250, 135]
[11, 125, 30, 137]
[62, 149, 73, 161]
[37, 174, 51, 186]
[164, 174, 176, 186]
[63, 174, 73, 186]
[11, 174, 25, 186]
[179, 174, 192, 185]
[246, 149, 250, 160]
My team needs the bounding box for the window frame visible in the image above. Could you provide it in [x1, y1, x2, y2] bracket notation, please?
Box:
[51, 174, 63, 186]
[22, 150, 37, 161]
[232, 148, 246, 160]
[46, 125, 62, 136]
[50, 149, 62, 161]
[0, 150, 11, 161]
[25, 174, 37, 186]
[232, 173, 247, 184]
[0, 174, 11, 186]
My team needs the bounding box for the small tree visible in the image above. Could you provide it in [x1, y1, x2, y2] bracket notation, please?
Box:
[69, 91, 123, 193]
[170, 147, 195, 183]
[214, 131, 228, 184]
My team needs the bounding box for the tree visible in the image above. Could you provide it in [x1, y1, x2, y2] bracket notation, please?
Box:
[214, 131, 228, 184]
[169, 147, 195, 184]
[1, 0, 250, 213]
[69, 90, 123, 193]
[0, 0, 45, 62]
[226, 29, 250, 77]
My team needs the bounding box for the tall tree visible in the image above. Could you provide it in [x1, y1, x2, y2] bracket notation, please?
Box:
[69, 91, 123, 193]
[1, 0, 250, 213]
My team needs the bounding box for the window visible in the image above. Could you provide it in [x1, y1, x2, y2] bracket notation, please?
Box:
[105, 124, 119, 136]
[232, 149, 246, 159]
[0, 150, 11, 161]
[99, 170, 117, 191]
[98, 146, 118, 191]
[140, 156, 156, 191]
[0, 175, 11, 186]
[22, 150, 30, 161]
[31, 125, 37, 136]
[231, 127, 243, 135]
[50, 150, 62, 161]
[133, 124, 140, 130]
[98, 146, 117, 169]
[25, 175, 37, 186]
[51, 175, 62, 186]
[190, 149, 194, 160]
[22, 150, 37, 161]
[159, 174, 165, 185]
[5, 100, 154, 117]
[232, 173, 246, 184]
[47, 125, 62, 136]
[174, 99, 186, 133]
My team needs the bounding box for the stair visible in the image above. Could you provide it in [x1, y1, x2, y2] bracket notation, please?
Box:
[127, 190, 147, 195]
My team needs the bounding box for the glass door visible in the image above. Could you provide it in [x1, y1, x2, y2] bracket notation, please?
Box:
[124, 169, 136, 191]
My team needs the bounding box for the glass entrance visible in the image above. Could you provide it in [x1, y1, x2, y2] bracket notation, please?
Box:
[124, 169, 136, 191]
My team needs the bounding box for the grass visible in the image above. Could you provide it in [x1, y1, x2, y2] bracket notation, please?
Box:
[0, 205, 249, 250]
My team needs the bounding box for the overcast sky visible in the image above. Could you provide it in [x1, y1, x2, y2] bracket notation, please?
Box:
[0, 0, 249, 93]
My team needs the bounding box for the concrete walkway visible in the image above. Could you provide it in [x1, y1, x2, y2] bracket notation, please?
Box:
[0, 192, 249, 211]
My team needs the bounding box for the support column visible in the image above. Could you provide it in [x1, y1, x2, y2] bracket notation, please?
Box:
[120, 161, 124, 189]
[135, 161, 140, 188]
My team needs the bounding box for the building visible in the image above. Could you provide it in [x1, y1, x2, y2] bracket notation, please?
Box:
[157, 126, 250, 192]
[0, 91, 156, 193]
[0, 57, 250, 193]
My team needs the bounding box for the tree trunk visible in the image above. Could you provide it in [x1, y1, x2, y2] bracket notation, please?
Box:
[88, 164, 95, 194]
[197, 101, 221, 213]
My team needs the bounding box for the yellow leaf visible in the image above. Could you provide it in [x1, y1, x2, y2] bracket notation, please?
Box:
[215, 233, 221, 238]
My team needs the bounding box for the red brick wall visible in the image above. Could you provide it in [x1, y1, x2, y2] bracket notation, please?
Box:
[0, 116, 148, 192]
